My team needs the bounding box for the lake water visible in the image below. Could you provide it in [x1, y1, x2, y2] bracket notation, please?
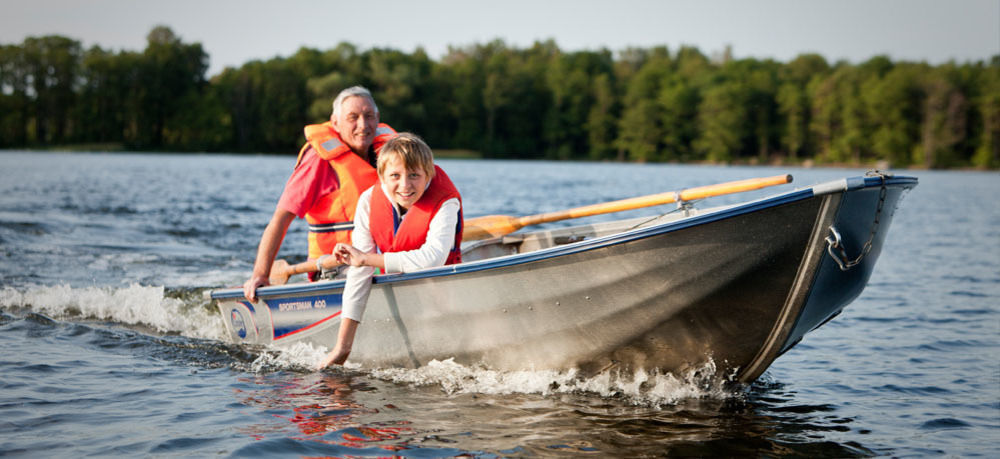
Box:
[1, 151, 997, 457]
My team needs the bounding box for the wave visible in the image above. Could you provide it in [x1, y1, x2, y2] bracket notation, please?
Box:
[0, 284, 225, 341]
[369, 358, 738, 407]
[243, 340, 740, 407]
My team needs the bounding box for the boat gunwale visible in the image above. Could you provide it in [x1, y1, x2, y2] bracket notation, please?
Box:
[211, 175, 917, 300]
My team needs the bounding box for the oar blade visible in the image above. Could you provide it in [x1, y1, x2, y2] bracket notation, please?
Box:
[462, 215, 522, 241]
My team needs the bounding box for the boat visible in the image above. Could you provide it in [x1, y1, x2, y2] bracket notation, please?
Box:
[209, 171, 917, 383]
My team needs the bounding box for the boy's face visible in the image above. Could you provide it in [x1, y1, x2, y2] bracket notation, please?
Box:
[381, 157, 428, 210]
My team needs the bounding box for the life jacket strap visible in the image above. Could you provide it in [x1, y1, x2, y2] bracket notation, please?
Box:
[308, 221, 354, 233]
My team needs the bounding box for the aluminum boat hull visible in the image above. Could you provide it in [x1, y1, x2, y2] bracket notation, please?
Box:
[210, 174, 916, 382]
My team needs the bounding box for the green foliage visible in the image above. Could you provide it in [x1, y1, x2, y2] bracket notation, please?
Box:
[0, 28, 997, 168]
[585, 72, 618, 160]
[0, 44, 31, 146]
[22, 35, 81, 144]
[694, 80, 748, 162]
[971, 63, 1000, 168]
[616, 52, 671, 162]
[136, 26, 209, 149]
[776, 82, 808, 159]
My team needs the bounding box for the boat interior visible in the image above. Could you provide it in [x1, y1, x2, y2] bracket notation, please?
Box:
[460, 205, 716, 263]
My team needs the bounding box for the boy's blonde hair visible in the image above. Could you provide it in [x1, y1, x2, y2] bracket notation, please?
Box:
[377, 132, 436, 179]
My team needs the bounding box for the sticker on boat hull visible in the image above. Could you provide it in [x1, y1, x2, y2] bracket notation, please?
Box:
[230, 308, 247, 339]
[227, 302, 259, 342]
[264, 294, 344, 340]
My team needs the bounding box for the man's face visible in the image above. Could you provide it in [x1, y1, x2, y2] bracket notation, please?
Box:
[331, 95, 378, 154]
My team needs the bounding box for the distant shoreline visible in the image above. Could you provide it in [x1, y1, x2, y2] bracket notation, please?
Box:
[3, 147, 995, 172]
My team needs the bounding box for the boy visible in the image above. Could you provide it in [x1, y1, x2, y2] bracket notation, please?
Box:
[318, 133, 463, 368]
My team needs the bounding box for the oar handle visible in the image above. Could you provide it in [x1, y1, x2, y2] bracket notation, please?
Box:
[268, 255, 340, 285]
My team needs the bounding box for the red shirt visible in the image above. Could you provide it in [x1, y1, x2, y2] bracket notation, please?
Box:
[277, 147, 339, 218]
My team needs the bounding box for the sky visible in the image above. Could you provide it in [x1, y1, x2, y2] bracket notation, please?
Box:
[2, 0, 998, 77]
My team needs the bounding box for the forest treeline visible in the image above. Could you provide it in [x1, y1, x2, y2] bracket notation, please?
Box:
[2, 26, 998, 168]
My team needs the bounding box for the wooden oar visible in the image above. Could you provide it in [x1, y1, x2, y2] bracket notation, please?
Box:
[268, 257, 338, 285]
[268, 259, 296, 285]
[268, 174, 792, 283]
[462, 174, 793, 240]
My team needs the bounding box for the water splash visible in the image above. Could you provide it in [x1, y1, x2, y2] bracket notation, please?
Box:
[0, 284, 224, 341]
[370, 358, 738, 407]
[236, 343, 740, 407]
[248, 341, 333, 373]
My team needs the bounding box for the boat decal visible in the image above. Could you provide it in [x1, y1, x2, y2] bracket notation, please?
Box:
[265, 294, 344, 340]
[229, 301, 258, 341]
[230, 308, 247, 338]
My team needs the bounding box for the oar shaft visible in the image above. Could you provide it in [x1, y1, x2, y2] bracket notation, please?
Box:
[677, 174, 792, 201]
[516, 191, 680, 227]
[517, 174, 792, 227]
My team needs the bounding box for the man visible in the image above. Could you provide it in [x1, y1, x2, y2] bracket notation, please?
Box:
[243, 86, 396, 302]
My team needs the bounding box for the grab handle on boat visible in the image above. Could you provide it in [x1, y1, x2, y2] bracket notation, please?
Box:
[824, 173, 890, 271]
[462, 174, 793, 240]
[825, 226, 851, 271]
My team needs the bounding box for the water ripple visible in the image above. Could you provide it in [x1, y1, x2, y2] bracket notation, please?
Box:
[920, 418, 972, 430]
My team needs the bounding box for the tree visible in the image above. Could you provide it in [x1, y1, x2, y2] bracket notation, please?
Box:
[972, 62, 1000, 168]
[810, 65, 870, 164]
[481, 48, 514, 156]
[136, 26, 208, 149]
[776, 54, 828, 161]
[863, 64, 922, 167]
[694, 80, 748, 162]
[744, 61, 781, 162]
[364, 47, 433, 139]
[657, 76, 700, 161]
[439, 42, 490, 153]
[917, 67, 968, 168]
[836, 73, 868, 164]
[545, 49, 614, 159]
[777, 82, 808, 160]
[0, 44, 31, 146]
[616, 50, 671, 162]
[76, 46, 142, 145]
[22, 35, 81, 144]
[692, 58, 780, 163]
[586, 72, 618, 160]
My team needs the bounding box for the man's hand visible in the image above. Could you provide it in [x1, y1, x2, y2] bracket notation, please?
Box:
[245, 208, 296, 302]
[243, 273, 269, 303]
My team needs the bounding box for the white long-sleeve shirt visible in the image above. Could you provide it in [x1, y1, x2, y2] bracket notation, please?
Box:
[340, 181, 460, 322]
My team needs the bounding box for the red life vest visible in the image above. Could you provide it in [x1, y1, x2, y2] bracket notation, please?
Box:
[296, 122, 397, 260]
[369, 165, 463, 267]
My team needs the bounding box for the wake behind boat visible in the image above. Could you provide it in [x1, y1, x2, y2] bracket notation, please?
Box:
[209, 172, 916, 383]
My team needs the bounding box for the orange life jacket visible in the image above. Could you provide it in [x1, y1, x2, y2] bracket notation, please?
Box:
[297, 122, 397, 260]
[369, 165, 463, 267]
